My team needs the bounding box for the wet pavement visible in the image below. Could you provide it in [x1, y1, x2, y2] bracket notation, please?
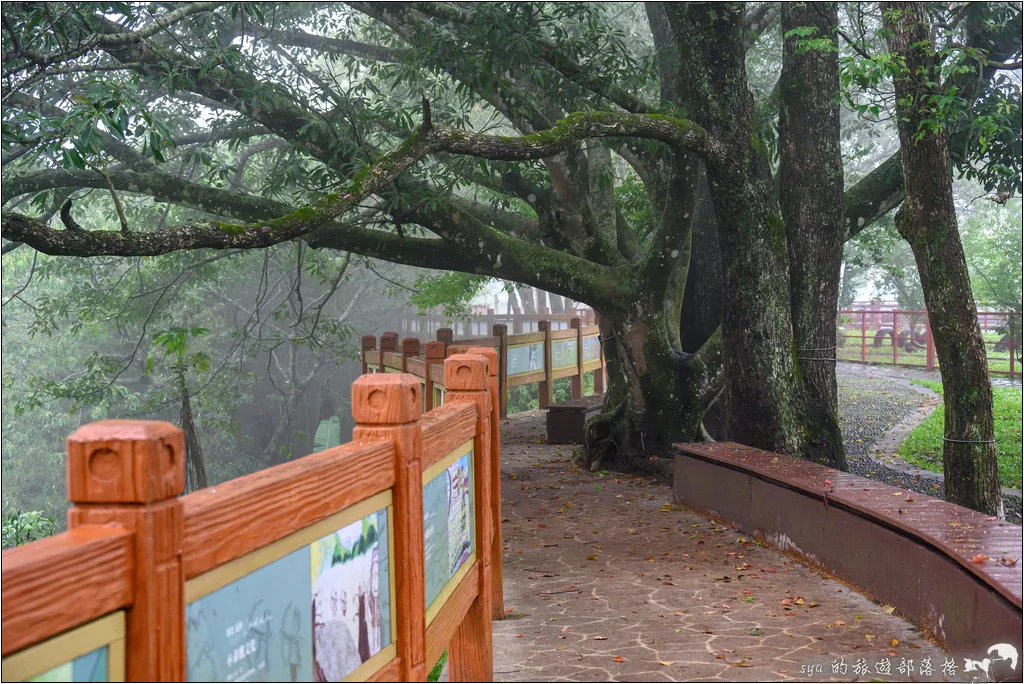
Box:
[491, 411, 959, 682]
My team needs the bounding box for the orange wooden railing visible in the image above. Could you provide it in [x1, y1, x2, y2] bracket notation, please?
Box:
[837, 309, 1021, 378]
[1, 354, 499, 683]
[362, 316, 608, 419]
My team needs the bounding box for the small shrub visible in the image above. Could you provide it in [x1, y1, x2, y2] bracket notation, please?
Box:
[2, 510, 57, 549]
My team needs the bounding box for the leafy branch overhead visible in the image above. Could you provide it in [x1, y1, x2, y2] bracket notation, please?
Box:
[2, 106, 719, 258]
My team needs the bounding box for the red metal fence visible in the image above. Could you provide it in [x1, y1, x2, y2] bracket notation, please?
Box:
[837, 309, 1021, 378]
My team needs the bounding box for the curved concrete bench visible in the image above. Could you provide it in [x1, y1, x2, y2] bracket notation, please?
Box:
[673, 442, 1022, 680]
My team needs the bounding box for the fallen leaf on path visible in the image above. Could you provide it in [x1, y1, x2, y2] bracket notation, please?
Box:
[612, 656, 626, 663]
[970, 554, 988, 563]
[882, 605, 896, 614]
[592, 636, 608, 641]
[891, 638, 899, 646]
[748, 627, 764, 636]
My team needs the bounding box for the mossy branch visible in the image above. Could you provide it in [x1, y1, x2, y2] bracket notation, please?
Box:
[2, 109, 718, 258]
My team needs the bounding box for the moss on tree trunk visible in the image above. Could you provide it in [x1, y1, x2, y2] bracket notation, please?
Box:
[884, 2, 1002, 516]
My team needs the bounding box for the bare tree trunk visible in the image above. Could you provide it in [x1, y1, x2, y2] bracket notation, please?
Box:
[883, 2, 1001, 516]
[178, 370, 208, 492]
[517, 286, 536, 314]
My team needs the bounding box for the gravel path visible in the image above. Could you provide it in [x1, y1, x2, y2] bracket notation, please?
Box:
[836, 362, 1022, 524]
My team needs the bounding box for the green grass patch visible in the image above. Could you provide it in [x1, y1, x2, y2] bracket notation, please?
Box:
[427, 649, 447, 682]
[897, 380, 1023, 490]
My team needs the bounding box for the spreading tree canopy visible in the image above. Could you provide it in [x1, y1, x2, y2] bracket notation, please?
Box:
[2, 2, 1020, 482]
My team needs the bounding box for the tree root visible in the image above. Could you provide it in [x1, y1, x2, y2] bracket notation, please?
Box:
[582, 399, 627, 472]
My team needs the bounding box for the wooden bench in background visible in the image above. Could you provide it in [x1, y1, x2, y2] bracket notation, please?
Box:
[546, 395, 604, 444]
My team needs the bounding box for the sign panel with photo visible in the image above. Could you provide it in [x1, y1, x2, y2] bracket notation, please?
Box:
[551, 339, 577, 369]
[423, 446, 475, 610]
[506, 343, 544, 376]
[310, 510, 392, 682]
[186, 548, 313, 683]
[582, 336, 601, 363]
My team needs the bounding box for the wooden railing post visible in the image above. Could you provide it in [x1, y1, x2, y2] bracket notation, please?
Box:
[423, 341, 445, 411]
[570, 317, 583, 400]
[593, 328, 606, 396]
[492, 323, 508, 419]
[362, 334, 376, 374]
[892, 310, 899, 366]
[380, 332, 398, 373]
[1010, 319, 1017, 378]
[464, 346, 504, 620]
[402, 337, 420, 372]
[925, 316, 936, 371]
[66, 420, 186, 682]
[351, 373, 426, 682]
[437, 327, 454, 353]
[860, 310, 867, 362]
[538, 320, 552, 408]
[443, 354, 493, 680]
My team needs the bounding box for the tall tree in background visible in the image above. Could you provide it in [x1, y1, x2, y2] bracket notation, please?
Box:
[780, 2, 846, 469]
[882, 2, 1002, 515]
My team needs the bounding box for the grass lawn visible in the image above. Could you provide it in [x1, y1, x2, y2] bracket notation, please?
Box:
[897, 380, 1023, 490]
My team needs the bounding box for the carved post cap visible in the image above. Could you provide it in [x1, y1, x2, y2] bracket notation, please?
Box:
[361, 334, 377, 350]
[380, 332, 399, 350]
[492, 323, 507, 335]
[466, 346, 498, 378]
[538, 320, 551, 331]
[444, 354, 489, 391]
[402, 337, 421, 356]
[352, 373, 422, 425]
[425, 340, 446, 359]
[570, 317, 581, 329]
[66, 420, 184, 504]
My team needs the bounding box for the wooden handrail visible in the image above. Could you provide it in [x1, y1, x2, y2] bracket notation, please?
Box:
[1, 355, 500, 682]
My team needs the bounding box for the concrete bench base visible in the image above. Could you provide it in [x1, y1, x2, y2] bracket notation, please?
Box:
[673, 441, 1023, 681]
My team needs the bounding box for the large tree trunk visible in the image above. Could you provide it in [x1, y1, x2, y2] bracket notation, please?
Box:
[663, 3, 817, 458]
[680, 169, 723, 356]
[779, 2, 847, 470]
[883, 3, 1002, 516]
[583, 301, 721, 474]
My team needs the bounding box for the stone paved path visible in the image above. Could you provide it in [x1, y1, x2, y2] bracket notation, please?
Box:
[491, 411, 958, 682]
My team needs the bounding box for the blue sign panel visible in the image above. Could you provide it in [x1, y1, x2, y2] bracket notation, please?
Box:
[551, 339, 577, 369]
[28, 647, 108, 682]
[506, 343, 543, 376]
[186, 508, 392, 683]
[423, 447, 475, 610]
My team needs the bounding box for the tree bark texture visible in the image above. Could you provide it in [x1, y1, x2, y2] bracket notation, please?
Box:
[779, 2, 847, 470]
[663, 3, 816, 458]
[883, 2, 1002, 516]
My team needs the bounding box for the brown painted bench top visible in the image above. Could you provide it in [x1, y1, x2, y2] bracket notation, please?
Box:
[546, 394, 604, 413]
[674, 441, 1023, 609]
